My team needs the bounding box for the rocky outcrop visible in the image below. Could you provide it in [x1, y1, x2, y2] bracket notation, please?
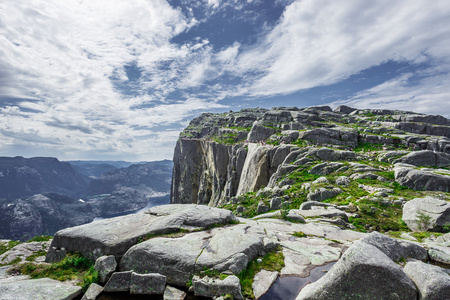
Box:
[46, 204, 238, 262]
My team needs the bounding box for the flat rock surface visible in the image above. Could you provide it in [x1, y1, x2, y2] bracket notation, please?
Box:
[280, 238, 342, 266]
[255, 218, 365, 243]
[47, 204, 238, 261]
[0, 277, 81, 300]
[120, 223, 268, 286]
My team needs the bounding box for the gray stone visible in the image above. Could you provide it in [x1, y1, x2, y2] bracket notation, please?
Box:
[130, 272, 166, 295]
[435, 232, 450, 246]
[308, 162, 344, 175]
[395, 166, 450, 192]
[360, 231, 427, 261]
[281, 238, 342, 266]
[164, 285, 186, 300]
[334, 105, 356, 114]
[280, 248, 311, 277]
[296, 240, 417, 300]
[428, 243, 450, 265]
[193, 275, 243, 300]
[404, 260, 450, 300]
[247, 122, 278, 142]
[94, 255, 117, 284]
[103, 271, 132, 292]
[257, 201, 270, 215]
[270, 197, 283, 211]
[285, 211, 306, 223]
[299, 201, 336, 210]
[46, 247, 67, 263]
[312, 177, 329, 184]
[0, 278, 81, 300]
[0, 240, 52, 264]
[119, 224, 268, 286]
[294, 208, 348, 222]
[394, 150, 450, 167]
[252, 270, 278, 299]
[81, 283, 103, 300]
[335, 176, 350, 185]
[306, 188, 342, 202]
[46, 204, 238, 262]
[402, 196, 450, 231]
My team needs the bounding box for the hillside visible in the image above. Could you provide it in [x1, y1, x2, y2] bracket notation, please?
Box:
[1, 105, 449, 299]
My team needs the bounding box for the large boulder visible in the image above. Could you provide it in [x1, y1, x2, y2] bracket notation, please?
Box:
[394, 166, 450, 192]
[46, 204, 238, 262]
[402, 197, 450, 231]
[296, 233, 418, 300]
[404, 261, 450, 300]
[119, 223, 269, 286]
[359, 231, 427, 261]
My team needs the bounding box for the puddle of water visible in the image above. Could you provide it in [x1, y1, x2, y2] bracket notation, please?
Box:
[259, 262, 336, 300]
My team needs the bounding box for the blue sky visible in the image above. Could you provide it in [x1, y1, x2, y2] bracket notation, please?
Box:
[1, 0, 450, 161]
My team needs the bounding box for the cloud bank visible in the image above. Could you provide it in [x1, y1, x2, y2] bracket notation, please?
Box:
[1, 0, 449, 160]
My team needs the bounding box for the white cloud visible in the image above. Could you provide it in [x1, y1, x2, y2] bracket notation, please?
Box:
[235, 0, 450, 98]
[329, 71, 450, 118]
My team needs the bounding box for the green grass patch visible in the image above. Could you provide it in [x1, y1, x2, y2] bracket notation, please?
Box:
[17, 252, 98, 292]
[292, 231, 307, 238]
[26, 235, 53, 243]
[410, 231, 443, 242]
[238, 249, 285, 299]
[25, 250, 48, 262]
[0, 240, 21, 256]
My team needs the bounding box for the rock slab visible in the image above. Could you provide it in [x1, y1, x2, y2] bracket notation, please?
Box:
[0, 277, 81, 300]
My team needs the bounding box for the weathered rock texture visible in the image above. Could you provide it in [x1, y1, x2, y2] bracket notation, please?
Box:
[296, 233, 421, 300]
[46, 204, 238, 262]
[171, 106, 450, 206]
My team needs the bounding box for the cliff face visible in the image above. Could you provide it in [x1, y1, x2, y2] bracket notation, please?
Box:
[171, 105, 450, 205]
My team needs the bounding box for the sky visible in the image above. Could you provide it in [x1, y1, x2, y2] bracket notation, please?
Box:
[1, 0, 450, 161]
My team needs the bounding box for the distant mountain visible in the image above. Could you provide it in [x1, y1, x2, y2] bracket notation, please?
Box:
[67, 162, 118, 179]
[0, 193, 97, 241]
[0, 157, 173, 240]
[84, 160, 173, 197]
[0, 156, 88, 200]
